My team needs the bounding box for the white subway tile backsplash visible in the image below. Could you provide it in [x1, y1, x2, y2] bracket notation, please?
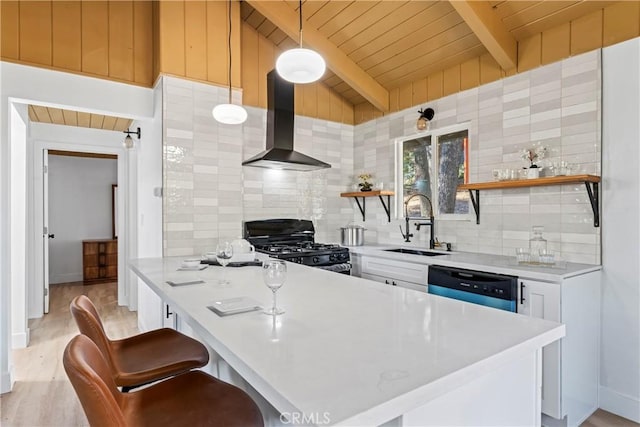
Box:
[163, 53, 600, 264]
[352, 50, 600, 263]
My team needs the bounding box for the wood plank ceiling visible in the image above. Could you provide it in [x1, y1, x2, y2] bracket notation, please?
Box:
[28, 105, 133, 132]
[241, 0, 614, 108]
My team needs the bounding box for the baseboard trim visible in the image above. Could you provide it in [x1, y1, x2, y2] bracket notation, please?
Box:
[1, 369, 13, 393]
[12, 329, 29, 349]
[50, 272, 83, 284]
[599, 385, 640, 423]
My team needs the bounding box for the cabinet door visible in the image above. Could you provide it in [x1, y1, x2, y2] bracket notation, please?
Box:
[393, 279, 427, 293]
[163, 302, 177, 329]
[361, 256, 428, 284]
[137, 279, 164, 332]
[519, 279, 562, 419]
[360, 272, 390, 285]
[360, 272, 426, 293]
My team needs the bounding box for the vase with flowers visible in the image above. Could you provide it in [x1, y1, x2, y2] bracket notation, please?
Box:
[358, 173, 373, 192]
[520, 143, 547, 179]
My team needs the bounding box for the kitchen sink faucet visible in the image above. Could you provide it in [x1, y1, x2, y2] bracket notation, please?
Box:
[400, 193, 435, 249]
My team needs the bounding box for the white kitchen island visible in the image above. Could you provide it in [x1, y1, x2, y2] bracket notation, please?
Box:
[130, 256, 564, 427]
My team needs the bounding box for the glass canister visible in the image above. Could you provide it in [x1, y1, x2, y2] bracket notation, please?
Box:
[529, 226, 547, 264]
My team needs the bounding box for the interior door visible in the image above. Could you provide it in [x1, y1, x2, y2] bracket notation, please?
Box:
[43, 149, 50, 313]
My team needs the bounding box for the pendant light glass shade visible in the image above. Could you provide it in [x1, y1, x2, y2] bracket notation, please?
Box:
[276, 0, 325, 84]
[123, 134, 134, 149]
[213, 0, 247, 125]
[212, 103, 248, 125]
[276, 48, 326, 84]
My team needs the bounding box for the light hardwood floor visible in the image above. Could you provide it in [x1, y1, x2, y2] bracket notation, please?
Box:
[0, 282, 637, 426]
[1, 281, 137, 426]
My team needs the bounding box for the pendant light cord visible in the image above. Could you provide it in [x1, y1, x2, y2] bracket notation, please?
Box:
[298, 0, 303, 47]
[227, 0, 233, 104]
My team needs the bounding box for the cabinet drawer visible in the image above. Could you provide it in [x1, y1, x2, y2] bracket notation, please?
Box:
[361, 273, 427, 293]
[84, 267, 100, 280]
[105, 266, 117, 278]
[83, 242, 99, 255]
[105, 241, 118, 254]
[83, 254, 98, 267]
[361, 256, 428, 285]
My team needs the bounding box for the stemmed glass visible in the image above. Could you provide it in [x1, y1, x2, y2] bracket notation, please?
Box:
[262, 260, 287, 315]
[215, 241, 234, 285]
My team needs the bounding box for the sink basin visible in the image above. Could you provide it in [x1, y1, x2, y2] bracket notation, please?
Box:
[384, 248, 447, 256]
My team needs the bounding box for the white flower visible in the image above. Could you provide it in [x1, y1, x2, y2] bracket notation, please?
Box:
[521, 143, 547, 166]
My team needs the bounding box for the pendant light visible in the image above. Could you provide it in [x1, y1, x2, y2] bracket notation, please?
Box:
[212, 0, 247, 125]
[275, 0, 325, 84]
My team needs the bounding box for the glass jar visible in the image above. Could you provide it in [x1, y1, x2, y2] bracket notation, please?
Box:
[529, 226, 547, 264]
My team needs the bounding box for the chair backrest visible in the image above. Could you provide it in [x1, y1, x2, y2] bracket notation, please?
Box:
[63, 335, 126, 427]
[70, 295, 116, 371]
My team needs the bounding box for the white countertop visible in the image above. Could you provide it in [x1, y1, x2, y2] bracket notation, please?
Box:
[130, 256, 564, 426]
[349, 245, 601, 283]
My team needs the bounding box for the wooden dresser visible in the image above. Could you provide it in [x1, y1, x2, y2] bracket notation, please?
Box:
[82, 239, 117, 284]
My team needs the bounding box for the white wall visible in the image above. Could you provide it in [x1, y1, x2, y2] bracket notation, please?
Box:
[0, 61, 154, 393]
[48, 155, 117, 284]
[601, 38, 640, 423]
[136, 78, 164, 331]
[10, 104, 28, 349]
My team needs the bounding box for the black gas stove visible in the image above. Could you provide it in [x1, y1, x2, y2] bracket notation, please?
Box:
[244, 219, 351, 273]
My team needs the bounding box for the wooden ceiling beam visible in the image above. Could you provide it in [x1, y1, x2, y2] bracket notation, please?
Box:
[449, 0, 517, 71]
[245, 0, 389, 111]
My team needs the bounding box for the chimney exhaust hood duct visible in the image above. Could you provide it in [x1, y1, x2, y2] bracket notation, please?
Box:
[242, 70, 331, 171]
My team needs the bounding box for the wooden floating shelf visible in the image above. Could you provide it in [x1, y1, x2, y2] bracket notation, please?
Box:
[340, 190, 395, 198]
[458, 175, 600, 191]
[340, 190, 395, 222]
[458, 175, 601, 227]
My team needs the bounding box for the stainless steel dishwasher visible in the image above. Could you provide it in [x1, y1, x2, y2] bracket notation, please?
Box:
[427, 265, 518, 312]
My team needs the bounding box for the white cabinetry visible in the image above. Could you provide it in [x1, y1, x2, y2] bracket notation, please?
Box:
[137, 278, 163, 332]
[358, 256, 428, 293]
[518, 279, 562, 422]
[518, 273, 600, 427]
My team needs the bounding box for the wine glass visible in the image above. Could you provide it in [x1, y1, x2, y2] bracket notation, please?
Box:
[262, 259, 286, 315]
[215, 241, 233, 285]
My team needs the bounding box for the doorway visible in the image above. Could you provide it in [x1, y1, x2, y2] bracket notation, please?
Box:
[30, 127, 131, 322]
[45, 151, 118, 312]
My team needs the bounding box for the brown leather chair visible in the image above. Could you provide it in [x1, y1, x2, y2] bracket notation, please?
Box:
[70, 295, 209, 390]
[64, 334, 264, 427]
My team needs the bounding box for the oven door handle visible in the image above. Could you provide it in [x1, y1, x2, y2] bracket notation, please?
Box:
[316, 263, 351, 273]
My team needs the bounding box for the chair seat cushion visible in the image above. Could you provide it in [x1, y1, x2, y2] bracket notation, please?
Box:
[121, 370, 263, 427]
[111, 328, 209, 387]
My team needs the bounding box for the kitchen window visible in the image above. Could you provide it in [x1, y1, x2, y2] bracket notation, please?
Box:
[395, 124, 470, 219]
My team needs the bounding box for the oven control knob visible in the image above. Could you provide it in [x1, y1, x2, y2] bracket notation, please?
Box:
[313, 256, 320, 264]
[296, 258, 302, 264]
[329, 254, 336, 261]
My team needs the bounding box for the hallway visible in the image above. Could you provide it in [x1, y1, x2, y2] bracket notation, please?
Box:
[0, 282, 136, 426]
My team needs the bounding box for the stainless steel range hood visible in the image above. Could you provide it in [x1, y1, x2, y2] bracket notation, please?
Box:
[242, 70, 331, 171]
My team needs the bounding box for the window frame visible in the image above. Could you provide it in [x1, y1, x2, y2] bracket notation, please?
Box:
[394, 122, 471, 221]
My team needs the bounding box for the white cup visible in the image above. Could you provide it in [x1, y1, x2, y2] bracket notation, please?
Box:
[231, 239, 255, 254]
